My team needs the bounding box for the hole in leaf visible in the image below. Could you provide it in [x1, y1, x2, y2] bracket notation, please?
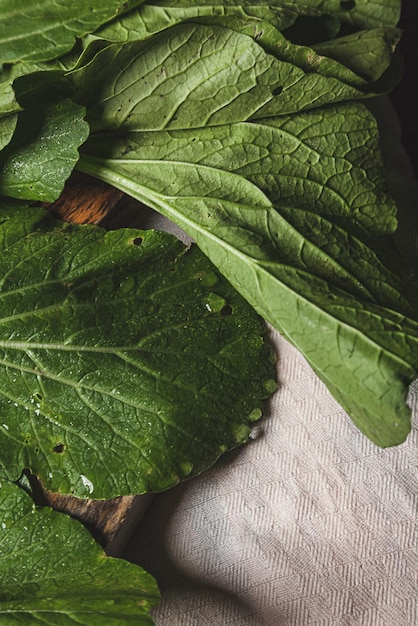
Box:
[340, 0, 355, 9]
[272, 85, 283, 96]
[34, 392, 42, 401]
[220, 304, 233, 316]
[132, 237, 143, 246]
[53, 443, 65, 454]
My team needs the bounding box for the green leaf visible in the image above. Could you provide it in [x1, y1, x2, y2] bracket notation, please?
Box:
[93, 0, 306, 42]
[0, 480, 159, 624]
[0, 198, 33, 220]
[0, 0, 147, 64]
[260, 25, 399, 91]
[0, 207, 275, 496]
[91, 0, 399, 88]
[0, 114, 18, 153]
[69, 21, 396, 139]
[281, 0, 401, 29]
[0, 82, 21, 151]
[312, 27, 400, 83]
[94, 0, 401, 43]
[78, 101, 418, 448]
[0, 98, 89, 201]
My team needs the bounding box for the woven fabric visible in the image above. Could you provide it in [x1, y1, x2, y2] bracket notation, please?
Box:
[126, 329, 418, 625]
[123, 100, 418, 625]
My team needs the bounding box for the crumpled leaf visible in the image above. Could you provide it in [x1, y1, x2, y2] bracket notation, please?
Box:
[0, 0, 146, 64]
[78, 98, 418, 448]
[0, 206, 275, 497]
[0, 479, 159, 624]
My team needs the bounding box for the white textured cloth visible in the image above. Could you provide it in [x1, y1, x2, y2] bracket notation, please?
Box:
[122, 100, 418, 625]
[126, 333, 418, 625]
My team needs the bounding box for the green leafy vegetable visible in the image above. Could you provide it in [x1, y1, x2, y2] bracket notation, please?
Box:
[72, 31, 418, 446]
[70, 21, 398, 138]
[0, 479, 159, 624]
[0, 206, 274, 496]
[0, 1, 414, 623]
[0, 0, 412, 450]
[94, 0, 400, 42]
[0, 82, 21, 152]
[0, 0, 147, 64]
[0, 115, 17, 153]
[79, 103, 418, 447]
[91, 0, 400, 92]
[93, 0, 313, 42]
[0, 98, 89, 201]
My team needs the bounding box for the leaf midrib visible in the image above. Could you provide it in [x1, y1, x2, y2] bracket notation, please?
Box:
[78, 156, 418, 375]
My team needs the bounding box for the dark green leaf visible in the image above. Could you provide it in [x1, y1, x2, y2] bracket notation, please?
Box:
[0, 98, 89, 201]
[0, 82, 20, 151]
[0, 480, 159, 624]
[0, 207, 275, 496]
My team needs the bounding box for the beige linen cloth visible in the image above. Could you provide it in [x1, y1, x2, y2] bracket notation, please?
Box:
[121, 100, 418, 625]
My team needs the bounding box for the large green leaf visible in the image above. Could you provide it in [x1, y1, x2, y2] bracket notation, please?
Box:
[91, 4, 399, 91]
[78, 100, 418, 448]
[0, 207, 275, 497]
[91, 0, 400, 89]
[0, 480, 159, 624]
[0, 0, 146, 64]
[69, 21, 397, 139]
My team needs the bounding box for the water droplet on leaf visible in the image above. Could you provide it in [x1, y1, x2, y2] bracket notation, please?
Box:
[179, 461, 193, 477]
[80, 474, 94, 494]
[119, 275, 135, 293]
[248, 407, 263, 421]
[263, 379, 277, 394]
[204, 292, 226, 313]
[200, 271, 219, 288]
